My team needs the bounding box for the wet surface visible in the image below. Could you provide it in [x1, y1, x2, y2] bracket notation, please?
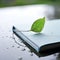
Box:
[0, 4, 60, 60]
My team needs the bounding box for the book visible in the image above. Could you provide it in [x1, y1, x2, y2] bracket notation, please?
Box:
[12, 20, 60, 57]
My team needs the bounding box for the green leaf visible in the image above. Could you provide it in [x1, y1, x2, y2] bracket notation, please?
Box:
[30, 17, 45, 32]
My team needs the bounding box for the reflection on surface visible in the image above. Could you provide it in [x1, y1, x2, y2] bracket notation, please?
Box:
[0, 4, 60, 60]
[54, 5, 60, 19]
[56, 53, 60, 60]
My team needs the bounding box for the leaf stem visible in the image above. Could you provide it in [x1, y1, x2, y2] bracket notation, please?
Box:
[17, 30, 30, 32]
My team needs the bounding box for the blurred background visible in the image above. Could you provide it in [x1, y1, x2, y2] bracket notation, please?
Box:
[0, 0, 60, 7]
[0, 0, 60, 19]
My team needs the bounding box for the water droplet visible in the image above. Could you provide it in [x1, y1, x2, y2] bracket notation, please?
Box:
[21, 48, 26, 51]
[12, 37, 15, 40]
[6, 36, 9, 38]
[30, 53, 33, 56]
[12, 45, 15, 47]
[18, 57, 23, 60]
[17, 46, 20, 48]
[54, 54, 56, 56]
